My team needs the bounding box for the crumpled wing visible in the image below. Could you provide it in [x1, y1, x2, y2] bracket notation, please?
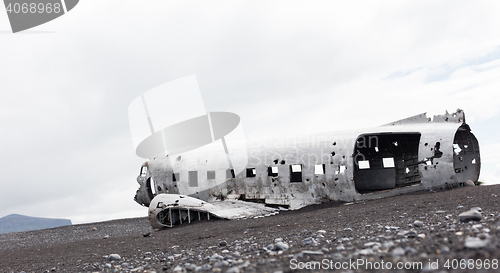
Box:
[148, 194, 278, 230]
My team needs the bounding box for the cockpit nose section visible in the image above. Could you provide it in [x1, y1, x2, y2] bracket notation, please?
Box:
[452, 125, 480, 183]
[134, 164, 156, 207]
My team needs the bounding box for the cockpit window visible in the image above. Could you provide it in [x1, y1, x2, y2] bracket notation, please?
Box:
[140, 166, 148, 177]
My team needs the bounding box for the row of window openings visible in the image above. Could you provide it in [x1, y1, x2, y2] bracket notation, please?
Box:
[358, 157, 395, 170]
[141, 154, 403, 185]
[168, 164, 345, 187]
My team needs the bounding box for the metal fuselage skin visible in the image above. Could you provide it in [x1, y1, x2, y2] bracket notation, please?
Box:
[134, 112, 480, 211]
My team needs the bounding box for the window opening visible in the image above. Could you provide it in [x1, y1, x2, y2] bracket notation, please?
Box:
[383, 157, 395, 168]
[314, 164, 325, 175]
[358, 160, 370, 169]
[246, 168, 257, 177]
[290, 164, 302, 182]
[226, 169, 235, 179]
[188, 171, 198, 187]
[268, 166, 279, 177]
[207, 170, 216, 180]
[140, 166, 148, 177]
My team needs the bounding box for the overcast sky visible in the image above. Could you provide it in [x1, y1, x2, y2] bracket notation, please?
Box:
[1, 1, 500, 224]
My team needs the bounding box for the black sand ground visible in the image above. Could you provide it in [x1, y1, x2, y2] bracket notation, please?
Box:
[1, 185, 499, 273]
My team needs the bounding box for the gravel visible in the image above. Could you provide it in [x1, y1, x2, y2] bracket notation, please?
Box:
[0, 185, 499, 272]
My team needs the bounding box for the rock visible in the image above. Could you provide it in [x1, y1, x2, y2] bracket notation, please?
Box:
[210, 253, 223, 262]
[91, 227, 97, 231]
[143, 232, 151, 237]
[464, 180, 475, 187]
[457, 205, 464, 209]
[274, 242, 289, 251]
[435, 210, 446, 214]
[459, 210, 482, 222]
[198, 264, 212, 271]
[439, 246, 450, 254]
[406, 230, 417, 238]
[405, 246, 417, 255]
[382, 241, 394, 249]
[103, 235, 109, 239]
[214, 261, 228, 268]
[173, 265, 185, 272]
[182, 263, 195, 271]
[364, 242, 380, 247]
[294, 250, 323, 259]
[413, 220, 424, 227]
[391, 247, 405, 258]
[219, 241, 227, 247]
[397, 230, 409, 236]
[108, 254, 121, 261]
[226, 267, 240, 273]
[103, 263, 111, 268]
[302, 237, 318, 246]
[478, 233, 488, 240]
[471, 207, 482, 212]
[359, 248, 373, 255]
[465, 237, 489, 248]
[385, 226, 400, 230]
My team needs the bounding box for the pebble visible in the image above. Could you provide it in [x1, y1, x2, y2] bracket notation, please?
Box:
[302, 237, 318, 246]
[108, 254, 121, 261]
[464, 180, 475, 187]
[173, 265, 184, 272]
[226, 267, 240, 273]
[274, 242, 289, 251]
[210, 253, 223, 261]
[459, 210, 482, 222]
[413, 220, 424, 227]
[359, 248, 373, 255]
[405, 246, 417, 255]
[464, 237, 489, 248]
[391, 247, 405, 258]
[440, 246, 450, 254]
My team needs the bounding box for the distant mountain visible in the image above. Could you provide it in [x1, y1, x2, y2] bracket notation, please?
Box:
[0, 214, 72, 234]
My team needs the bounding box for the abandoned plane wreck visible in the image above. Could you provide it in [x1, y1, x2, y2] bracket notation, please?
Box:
[128, 78, 480, 230]
[132, 109, 479, 230]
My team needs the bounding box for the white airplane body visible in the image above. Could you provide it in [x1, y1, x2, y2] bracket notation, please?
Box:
[133, 109, 480, 230]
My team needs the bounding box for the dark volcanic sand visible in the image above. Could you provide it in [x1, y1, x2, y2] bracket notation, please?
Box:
[1, 185, 499, 273]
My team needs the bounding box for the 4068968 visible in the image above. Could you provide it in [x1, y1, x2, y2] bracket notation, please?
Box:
[5, 2, 63, 14]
